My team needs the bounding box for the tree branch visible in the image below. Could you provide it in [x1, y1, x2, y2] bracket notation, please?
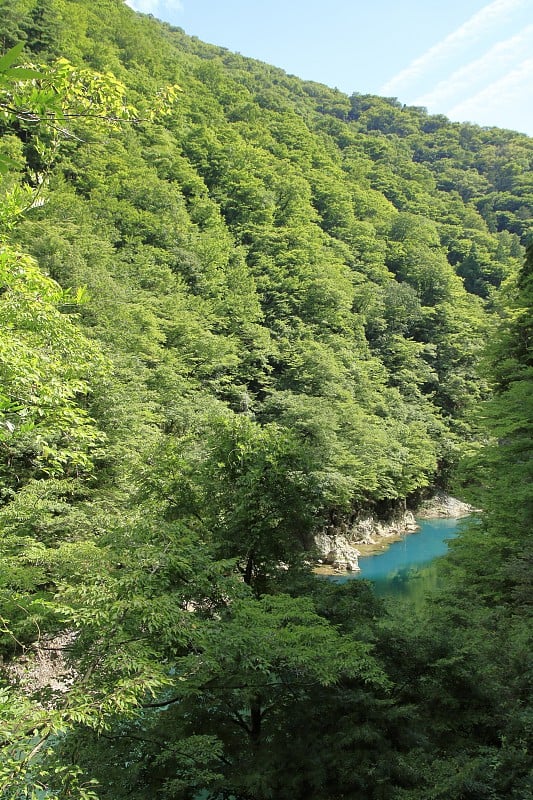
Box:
[141, 678, 321, 709]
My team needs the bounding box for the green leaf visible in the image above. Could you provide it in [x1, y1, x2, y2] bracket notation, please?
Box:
[3, 67, 44, 81]
[0, 42, 24, 72]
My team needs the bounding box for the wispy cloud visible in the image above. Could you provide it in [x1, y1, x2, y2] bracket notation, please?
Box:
[380, 0, 530, 96]
[413, 25, 533, 110]
[446, 57, 533, 125]
[125, 0, 184, 15]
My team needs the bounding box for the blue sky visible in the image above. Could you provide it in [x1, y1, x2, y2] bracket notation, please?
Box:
[125, 0, 533, 135]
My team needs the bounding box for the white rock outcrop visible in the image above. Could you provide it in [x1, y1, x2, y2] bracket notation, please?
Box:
[315, 531, 361, 572]
[416, 492, 475, 519]
[347, 510, 418, 544]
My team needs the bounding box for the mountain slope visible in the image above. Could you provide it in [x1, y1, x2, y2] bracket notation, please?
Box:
[0, 2, 532, 797]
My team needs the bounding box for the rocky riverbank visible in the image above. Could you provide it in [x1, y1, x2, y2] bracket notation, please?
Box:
[315, 509, 419, 572]
[314, 494, 475, 573]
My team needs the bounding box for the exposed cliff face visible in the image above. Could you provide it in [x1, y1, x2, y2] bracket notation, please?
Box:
[416, 492, 476, 519]
[6, 632, 77, 696]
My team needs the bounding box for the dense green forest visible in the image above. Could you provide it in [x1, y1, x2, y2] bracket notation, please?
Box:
[0, 1, 531, 797]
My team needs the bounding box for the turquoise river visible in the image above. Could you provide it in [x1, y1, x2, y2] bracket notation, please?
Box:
[331, 517, 467, 597]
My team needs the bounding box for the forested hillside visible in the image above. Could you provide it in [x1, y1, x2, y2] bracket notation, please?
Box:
[0, 1, 531, 798]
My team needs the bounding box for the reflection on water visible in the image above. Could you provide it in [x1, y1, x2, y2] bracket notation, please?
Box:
[370, 560, 444, 602]
[330, 517, 465, 596]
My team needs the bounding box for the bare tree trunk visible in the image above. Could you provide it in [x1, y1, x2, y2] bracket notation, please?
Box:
[249, 693, 261, 744]
[244, 551, 254, 585]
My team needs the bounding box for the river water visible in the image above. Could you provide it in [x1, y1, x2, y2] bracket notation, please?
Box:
[330, 517, 465, 596]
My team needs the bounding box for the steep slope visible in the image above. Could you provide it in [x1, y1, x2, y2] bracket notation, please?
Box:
[0, 3, 532, 796]
[4, 0, 530, 527]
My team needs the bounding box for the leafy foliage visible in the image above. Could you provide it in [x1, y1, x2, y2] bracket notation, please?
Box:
[0, 1, 531, 797]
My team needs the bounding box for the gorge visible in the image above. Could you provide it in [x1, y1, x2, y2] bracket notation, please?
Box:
[0, 2, 531, 798]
